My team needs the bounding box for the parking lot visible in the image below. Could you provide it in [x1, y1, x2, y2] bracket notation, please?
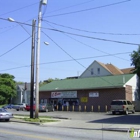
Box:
[8, 109, 140, 125]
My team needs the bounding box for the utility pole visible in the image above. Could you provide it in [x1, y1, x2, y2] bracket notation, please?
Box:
[30, 19, 36, 118]
[35, 0, 47, 118]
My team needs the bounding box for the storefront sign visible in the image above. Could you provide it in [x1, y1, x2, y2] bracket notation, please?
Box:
[81, 97, 88, 102]
[51, 91, 77, 98]
[89, 92, 99, 97]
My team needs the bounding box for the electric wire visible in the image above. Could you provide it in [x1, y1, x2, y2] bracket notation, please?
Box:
[46, 0, 96, 14]
[0, 2, 39, 16]
[44, 20, 140, 36]
[0, 17, 138, 61]
[0, 52, 131, 72]
[44, 28, 140, 46]
[41, 31, 126, 86]
[0, 17, 139, 46]
[0, 36, 31, 58]
[44, 21, 130, 62]
[44, 0, 131, 18]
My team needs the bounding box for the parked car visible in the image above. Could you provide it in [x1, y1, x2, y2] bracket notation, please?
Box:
[25, 104, 35, 111]
[110, 99, 135, 115]
[0, 108, 13, 122]
[39, 103, 54, 112]
[2, 104, 14, 109]
[13, 103, 27, 111]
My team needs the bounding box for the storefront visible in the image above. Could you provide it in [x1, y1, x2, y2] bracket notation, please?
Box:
[49, 91, 79, 109]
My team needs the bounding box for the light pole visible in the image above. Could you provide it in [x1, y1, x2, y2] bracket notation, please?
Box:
[35, 0, 47, 118]
[30, 19, 36, 118]
[8, 17, 35, 118]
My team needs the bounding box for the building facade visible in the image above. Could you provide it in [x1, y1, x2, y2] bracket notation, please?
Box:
[39, 74, 137, 112]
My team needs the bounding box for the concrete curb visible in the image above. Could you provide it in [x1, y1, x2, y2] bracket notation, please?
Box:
[11, 118, 41, 125]
[10, 118, 132, 133]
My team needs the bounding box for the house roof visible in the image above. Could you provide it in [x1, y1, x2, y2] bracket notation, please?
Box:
[17, 83, 31, 91]
[39, 74, 135, 91]
[121, 67, 134, 74]
[105, 63, 124, 75]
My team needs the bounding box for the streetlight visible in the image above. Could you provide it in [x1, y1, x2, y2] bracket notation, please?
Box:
[44, 42, 49, 45]
[8, 0, 47, 118]
[8, 17, 36, 118]
[8, 17, 15, 22]
[35, 0, 47, 118]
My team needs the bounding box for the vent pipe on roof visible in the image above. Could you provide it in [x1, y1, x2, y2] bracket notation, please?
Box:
[123, 76, 125, 84]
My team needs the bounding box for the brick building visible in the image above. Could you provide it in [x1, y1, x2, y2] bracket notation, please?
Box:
[39, 74, 137, 112]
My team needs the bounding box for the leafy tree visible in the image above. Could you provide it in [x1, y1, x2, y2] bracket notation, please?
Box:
[39, 78, 60, 87]
[131, 46, 140, 77]
[131, 46, 140, 100]
[16, 81, 24, 84]
[0, 73, 16, 104]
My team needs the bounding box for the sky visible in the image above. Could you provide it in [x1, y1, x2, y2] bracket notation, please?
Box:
[0, 0, 140, 82]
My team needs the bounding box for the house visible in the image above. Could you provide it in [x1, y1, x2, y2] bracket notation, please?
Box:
[38, 60, 139, 112]
[79, 60, 134, 78]
[12, 83, 35, 104]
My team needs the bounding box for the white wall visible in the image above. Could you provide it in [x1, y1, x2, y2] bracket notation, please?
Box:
[124, 74, 138, 101]
[80, 61, 112, 78]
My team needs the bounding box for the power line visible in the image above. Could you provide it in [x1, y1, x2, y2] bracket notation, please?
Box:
[45, 0, 96, 15]
[44, 20, 140, 36]
[43, 28, 140, 46]
[0, 17, 139, 46]
[0, 17, 32, 27]
[42, 31, 130, 86]
[42, 31, 87, 68]
[0, 2, 39, 16]
[45, 21, 129, 62]
[0, 36, 31, 58]
[0, 52, 131, 72]
[44, 0, 131, 18]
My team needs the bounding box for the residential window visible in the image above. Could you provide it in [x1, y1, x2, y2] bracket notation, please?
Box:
[97, 68, 100, 74]
[91, 68, 94, 75]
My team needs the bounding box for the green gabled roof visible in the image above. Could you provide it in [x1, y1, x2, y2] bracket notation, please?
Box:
[39, 74, 135, 91]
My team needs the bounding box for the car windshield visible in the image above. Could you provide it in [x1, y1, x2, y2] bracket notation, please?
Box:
[111, 101, 123, 105]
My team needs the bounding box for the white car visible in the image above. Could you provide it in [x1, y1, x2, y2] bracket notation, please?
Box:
[13, 103, 27, 111]
[0, 108, 13, 121]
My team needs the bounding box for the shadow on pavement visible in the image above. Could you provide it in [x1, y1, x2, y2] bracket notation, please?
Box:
[88, 114, 140, 125]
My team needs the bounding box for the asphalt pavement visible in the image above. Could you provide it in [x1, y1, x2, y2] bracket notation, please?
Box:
[9, 110, 140, 132]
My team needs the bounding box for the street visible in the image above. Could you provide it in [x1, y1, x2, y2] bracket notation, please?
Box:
[0, 121, 137, 140]
[0, 109, 138, 139]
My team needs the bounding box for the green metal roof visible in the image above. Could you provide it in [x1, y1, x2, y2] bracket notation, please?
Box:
[39, 74, 135, 91]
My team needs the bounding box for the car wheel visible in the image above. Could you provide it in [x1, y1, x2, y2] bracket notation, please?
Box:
[112, 111, 115, 115]
[125, 109, 129, 115]
[5, 119, 9, 122]
[132, 109, 135, 114]
[16, 109, 19, 111]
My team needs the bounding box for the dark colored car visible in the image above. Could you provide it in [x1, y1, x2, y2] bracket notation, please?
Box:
[39, 103, 54, 112]
[2, 104, 14, 109]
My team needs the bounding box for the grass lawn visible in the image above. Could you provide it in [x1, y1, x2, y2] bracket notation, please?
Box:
[14, 115, 59, 123]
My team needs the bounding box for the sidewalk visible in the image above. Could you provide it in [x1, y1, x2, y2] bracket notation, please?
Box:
[10, 115, 140, 132]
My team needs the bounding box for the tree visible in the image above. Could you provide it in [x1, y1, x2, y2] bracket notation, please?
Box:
[131, 46, 140, 77]
[0, 73, 16, 104]
[39, 78, 60, 87]
[131, 46, 140, 100]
